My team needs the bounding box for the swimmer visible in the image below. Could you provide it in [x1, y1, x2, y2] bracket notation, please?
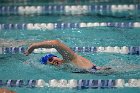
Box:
[24, 40, 111, 73]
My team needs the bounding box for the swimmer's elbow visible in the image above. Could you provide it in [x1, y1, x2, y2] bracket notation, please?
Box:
[30, 43, 37, 49]
[51, 40, 61, 46]
[53, 40, 60, 44]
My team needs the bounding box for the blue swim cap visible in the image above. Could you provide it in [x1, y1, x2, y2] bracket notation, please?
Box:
[40, 54, 57, 65]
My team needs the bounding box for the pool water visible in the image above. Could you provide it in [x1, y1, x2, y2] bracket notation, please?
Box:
[0, 2, 140, 93]
[0, 25, 140, 93]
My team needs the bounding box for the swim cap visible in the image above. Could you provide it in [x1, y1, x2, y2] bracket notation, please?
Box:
[40, 54, 57, 65]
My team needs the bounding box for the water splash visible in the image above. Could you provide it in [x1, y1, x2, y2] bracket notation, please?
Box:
[105, 59, 140, 72]
[96, 58, 140, 77]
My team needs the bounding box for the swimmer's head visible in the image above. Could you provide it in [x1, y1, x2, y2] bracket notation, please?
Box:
[40, 54, 63, 65]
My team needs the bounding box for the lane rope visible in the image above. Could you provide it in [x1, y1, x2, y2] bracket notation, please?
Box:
[0, 22, 140, 30]
[0, 5, 139, 15]
[0, 46, 140, 55]
[0, 79, 140, 88]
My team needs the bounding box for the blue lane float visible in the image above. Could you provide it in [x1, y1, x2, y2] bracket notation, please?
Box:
[107, 22, 133, 28]
[0, 46, 140, 55]
[54, 23, 80, 29]
[0, 24, 27, 30]
[2, 80, 36, 88]
[0, 79, 139, 88]
[129, 46, 140, 55]
[6, 80, 24, 87]
[43, 5, 64, 14]
[90, 5, 111, 11]
[0, 6, 18, 15]
[0, 47, 25, 54]
[77, 79, 116, 89]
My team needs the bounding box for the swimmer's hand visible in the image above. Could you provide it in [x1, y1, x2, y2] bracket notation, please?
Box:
[24, 48, 34, 56]
[24, 51, 29, 56]
[24, 46, 34, 56]
[24, 49, 34, 56]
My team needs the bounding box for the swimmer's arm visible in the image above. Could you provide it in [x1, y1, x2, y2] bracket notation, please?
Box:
[24, 40, 60, 55]
[24, 40, 76, 60]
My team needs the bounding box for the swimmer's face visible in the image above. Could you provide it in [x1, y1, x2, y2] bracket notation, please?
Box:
[48, 57, 63, 66]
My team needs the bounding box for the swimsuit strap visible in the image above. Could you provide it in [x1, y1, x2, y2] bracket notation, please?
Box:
[91, 65, 97, 70]
[87, 65, 97, 73]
